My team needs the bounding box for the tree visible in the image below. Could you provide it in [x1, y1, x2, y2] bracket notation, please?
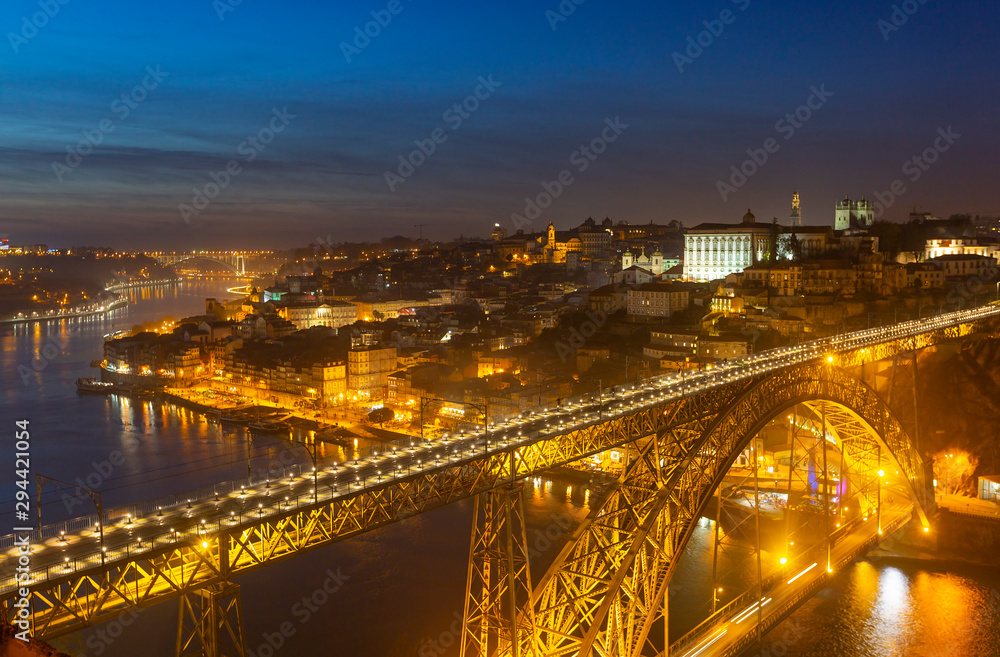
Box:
[786, 229, 803, 262]
[932, 449, 979, 495]
[869, 220, 903, 259]
[368, 407, 394, 427]
[767, 219, 781, 263]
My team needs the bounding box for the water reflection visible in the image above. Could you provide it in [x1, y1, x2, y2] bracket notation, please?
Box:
[5, 280, 1000, 657]
[760, 561, 1000, 656]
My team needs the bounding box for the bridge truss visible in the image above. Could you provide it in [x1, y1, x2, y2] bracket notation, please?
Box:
[4, 310, 997, 656]
[151, 253, 248, 275]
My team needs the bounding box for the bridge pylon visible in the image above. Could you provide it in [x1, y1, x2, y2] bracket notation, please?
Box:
[461, 484, 536, 657]
[176, 581, 247, 657]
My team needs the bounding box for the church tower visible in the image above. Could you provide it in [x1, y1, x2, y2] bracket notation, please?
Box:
[790, 191, 802, 227]
[651, 249, 663, 275]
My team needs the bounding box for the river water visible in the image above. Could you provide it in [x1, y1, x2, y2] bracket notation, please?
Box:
[2, 279, 998, 656]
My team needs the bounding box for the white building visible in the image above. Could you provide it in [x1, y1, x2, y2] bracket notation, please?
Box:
[925, 237, 1000, 261]
[683, 210, 772, 281]
[621, 247, 680, 277]
[612, 265, 658, 285]
[278, 301, 357, 331]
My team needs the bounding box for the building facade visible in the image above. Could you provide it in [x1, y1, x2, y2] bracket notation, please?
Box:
[683, 210, 772, 281]
[348, 346, 399, 400]
[834, 196, 875, 231]
[626, 282, 692, 318]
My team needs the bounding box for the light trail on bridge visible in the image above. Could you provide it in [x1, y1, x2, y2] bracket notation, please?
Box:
[669, 502, 915, 657]
[2, 301, 998, 645]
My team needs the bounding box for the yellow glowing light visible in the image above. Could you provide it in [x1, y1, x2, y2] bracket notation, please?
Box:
[878, 469, 885, 477]
[779, 557, 787, 565]
[827, 356, 834, 363]
[202, 541, 209, 548]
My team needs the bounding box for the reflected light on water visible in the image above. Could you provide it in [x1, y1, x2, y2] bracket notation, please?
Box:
[871, 566, 912, 654]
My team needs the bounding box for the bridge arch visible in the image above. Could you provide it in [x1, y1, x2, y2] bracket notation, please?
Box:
[530, 363, 929, 657]
[154, 254, 246, 275]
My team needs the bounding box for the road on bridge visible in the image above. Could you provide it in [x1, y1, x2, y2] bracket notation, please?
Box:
[2, 303, 996, 636]
[671, 502, 914, 657]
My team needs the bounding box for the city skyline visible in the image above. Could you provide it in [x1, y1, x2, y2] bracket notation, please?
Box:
[2, 0, 999, 249]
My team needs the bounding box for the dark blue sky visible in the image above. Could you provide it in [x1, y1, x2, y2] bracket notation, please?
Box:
[2, 0, 998, 249]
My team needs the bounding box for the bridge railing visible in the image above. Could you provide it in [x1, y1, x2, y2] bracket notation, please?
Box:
[5, 304, 997, 580]
[0, 475, 340, 593]
[666, 508, 912, 656]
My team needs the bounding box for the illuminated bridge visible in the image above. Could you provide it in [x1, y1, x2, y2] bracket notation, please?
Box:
[147, 251, 271, 275]
[3, 303, 999, 656]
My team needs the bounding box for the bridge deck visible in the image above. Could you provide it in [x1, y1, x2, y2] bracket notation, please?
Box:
[2, 304, 997, 637]
[667, 504, 913, 657]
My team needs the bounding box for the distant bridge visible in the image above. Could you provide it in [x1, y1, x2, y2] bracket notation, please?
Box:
[148, 251, 271, 275]
[2, 303, 998, 656]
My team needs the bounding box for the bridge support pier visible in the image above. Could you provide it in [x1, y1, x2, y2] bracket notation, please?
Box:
[461, 484, 535, 657]
[176, 581, 247, 657]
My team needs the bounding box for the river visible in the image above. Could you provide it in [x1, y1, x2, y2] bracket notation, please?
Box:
[2, 279, 998, 656]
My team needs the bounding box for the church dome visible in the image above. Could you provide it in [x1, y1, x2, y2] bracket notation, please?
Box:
[743, 209, 756, 224]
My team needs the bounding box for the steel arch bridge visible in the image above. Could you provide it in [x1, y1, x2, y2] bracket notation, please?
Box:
[149, 252, 249, 275]
[512, 364, 925, 657]
[2, 304, 997, 656]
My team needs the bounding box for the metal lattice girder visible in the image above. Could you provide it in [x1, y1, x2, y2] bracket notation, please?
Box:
[836, 321, 978, 369]
[530, 364, 929, 657]
[8, 313, 975, 642]
[711, 460, 762, 613]
[176, 581, 246, 657]
[461, 485, 535, 657]
[5, 380, 744, 639]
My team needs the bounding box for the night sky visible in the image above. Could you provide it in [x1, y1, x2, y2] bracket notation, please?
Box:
[2, 0, 998, 249]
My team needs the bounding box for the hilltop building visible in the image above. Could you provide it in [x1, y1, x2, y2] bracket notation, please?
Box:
[790, 191, 802, 227]
[835, 196, 875, 231]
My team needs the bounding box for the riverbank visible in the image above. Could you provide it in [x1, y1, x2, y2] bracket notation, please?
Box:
[160, 386, 384, 436]
[1, 296, 128, 324]
[104, 278, 180, 292]
[867, 508, 1000, 569]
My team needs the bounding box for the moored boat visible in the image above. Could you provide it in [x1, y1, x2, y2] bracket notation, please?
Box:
[76, 378, 115, 394]
[249, 421, 287, 434]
